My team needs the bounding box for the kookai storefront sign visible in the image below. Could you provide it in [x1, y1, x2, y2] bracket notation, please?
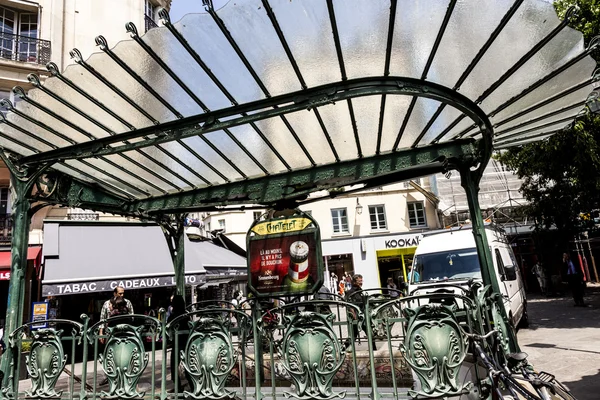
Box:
[42, 274, 206, 296]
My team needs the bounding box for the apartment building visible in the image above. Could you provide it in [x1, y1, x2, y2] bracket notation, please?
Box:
[0, 0, 170, 325]
[199, 178, 441, 290]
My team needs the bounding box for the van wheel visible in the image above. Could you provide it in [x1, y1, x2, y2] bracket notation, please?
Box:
[518, 302, 529, 329]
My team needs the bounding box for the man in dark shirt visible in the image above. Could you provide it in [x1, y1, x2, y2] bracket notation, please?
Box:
[344, 274, 377, 350]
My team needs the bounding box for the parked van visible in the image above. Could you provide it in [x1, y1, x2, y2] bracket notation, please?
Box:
[408, 226, 528, 328]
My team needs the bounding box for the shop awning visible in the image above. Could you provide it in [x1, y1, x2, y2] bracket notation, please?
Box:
[0, 246, 42, 280]
[41, 221, 246, 296]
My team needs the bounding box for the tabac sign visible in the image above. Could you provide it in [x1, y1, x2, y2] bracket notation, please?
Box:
[247, 211, 323, 298]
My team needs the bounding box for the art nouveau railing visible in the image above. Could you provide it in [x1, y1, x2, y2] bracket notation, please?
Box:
[1, 286, 572, 400]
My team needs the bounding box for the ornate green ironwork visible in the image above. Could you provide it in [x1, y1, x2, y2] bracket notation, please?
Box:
[179, 317, 237, 399]
[279, 311, 345, 400]
[99, 324, 149, 399]
[400, 304, 471, 399]
[24, 328, 69, 397]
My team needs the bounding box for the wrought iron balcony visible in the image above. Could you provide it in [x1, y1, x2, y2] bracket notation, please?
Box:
[145, 15, 158, 32]
[0, 32, 51, 65]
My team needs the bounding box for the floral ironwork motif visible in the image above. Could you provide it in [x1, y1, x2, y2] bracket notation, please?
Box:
[280, 311, 345, 399]
[180, 318, 236, 399]
[99, 324, 148, 399]
[25, 328, 68, 398]
[400, 304, 470, 398]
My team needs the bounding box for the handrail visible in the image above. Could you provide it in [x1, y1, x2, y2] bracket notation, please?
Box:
[0, 31, 51, 65]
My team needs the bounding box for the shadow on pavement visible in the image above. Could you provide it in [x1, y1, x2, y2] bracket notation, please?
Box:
[562, 369, 600, 400]
[523, 283, 600, 330]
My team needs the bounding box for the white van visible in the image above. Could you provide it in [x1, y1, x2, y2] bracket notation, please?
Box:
[408, 226, 528, 328]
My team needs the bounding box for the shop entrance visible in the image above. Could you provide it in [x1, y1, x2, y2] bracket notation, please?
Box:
[376, 248, 417, 288]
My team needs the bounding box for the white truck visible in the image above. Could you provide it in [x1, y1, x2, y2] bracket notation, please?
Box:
[408, 225, 528, 328]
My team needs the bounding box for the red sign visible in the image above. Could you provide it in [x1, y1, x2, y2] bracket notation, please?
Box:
[0, 270, 10, 280]
[248, 233, 319, 295]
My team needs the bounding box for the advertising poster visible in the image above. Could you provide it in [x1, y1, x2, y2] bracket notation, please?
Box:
[247, 213, 323, 297]
[31, 302, 49, 329]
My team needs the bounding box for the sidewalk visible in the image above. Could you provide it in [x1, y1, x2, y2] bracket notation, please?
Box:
[518, 282, 600, 400]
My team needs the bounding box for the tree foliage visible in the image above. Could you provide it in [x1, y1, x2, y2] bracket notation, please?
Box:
[497, 0, 600, 238]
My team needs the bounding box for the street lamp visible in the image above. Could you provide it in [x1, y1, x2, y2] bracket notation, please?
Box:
[356, 198, 363, 215]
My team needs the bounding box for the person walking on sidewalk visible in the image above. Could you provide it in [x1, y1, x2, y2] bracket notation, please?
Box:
[564, 253, 585, 306]
[344, 274, 377, 351]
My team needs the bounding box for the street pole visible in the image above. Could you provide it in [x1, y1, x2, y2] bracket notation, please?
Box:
[584, 232, 599, 282]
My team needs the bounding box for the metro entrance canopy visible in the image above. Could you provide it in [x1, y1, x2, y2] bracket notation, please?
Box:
[0, 0, 597, 396]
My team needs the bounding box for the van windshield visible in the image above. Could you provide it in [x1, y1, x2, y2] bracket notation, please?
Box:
[411, 248, 481, 283]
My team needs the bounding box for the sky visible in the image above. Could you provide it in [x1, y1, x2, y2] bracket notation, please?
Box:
[169, 0, 229, 23]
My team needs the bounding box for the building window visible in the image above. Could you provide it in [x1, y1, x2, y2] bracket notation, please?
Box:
[0, 6, 46, 64]
[253, 211, 262, 221]
[407, 202, 427, 228]
[218, 219, 226, 232]
[206, 222, 211, 232]
[331, 208, 348, 234]
[403, 178, 422, 188]
[369, 205, 387, 230]
[0, 188, 8, 215]
[144, 0, 158, 32]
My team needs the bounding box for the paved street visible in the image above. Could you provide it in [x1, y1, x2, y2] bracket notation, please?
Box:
[518, 283, 600, 400]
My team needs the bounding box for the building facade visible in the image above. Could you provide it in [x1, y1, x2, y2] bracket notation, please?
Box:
[0, 0, 170, 326]
[199, 179, 441, 291]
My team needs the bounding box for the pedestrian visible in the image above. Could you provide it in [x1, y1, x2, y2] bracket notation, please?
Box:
[563, 253, 585, 306]
[167, 294, 190, 391]
[315, 284, 333, 314]
[98, 286, 134, 385]
[386, 277, 400, 298]
[99, 286, 133, 343]
[344, 274, 377, 350]
[532, 260, 546, 295]
[407, 263, 420, 283]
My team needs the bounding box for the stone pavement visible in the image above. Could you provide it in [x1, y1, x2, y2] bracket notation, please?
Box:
[518, 282, 600, 400]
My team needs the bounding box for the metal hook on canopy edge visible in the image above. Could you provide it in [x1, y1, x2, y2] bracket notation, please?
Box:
[158, 8, 171, 25]
[0, 99, 13, 111]
[95, 35, 108, 51]
[125, 22, 139, 38]
[27, 74, 41, 88]
[202, 0, 214, 11]
[46, 62, 60, 76]
[587, 35, 600, 51]
[12, 86, 27, 100]
[593, 68, 600, 82]
[563, 5, 578, 21]
[69, 48, 83, 63]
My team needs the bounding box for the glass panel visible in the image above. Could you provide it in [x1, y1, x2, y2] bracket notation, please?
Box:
[0, 7, 15, 61]
[0, 119, 57, 151]
[269, 0, 339, 87]
[175, 13, 265, 104]
[492, 85, 592, 127]
[496, 134, 553, 149]
[463, 4, 583, 104]
[62, 62, 156, 130]
[495, 108, 581, 140]
[179, 135, 245, 182]
[214, 0, 301, 96]
[494, 120, 570, 146]
[41, 76, 132, 134]
[485, 58, 596, 120]
[380, 95, 411, 152]
[397, 98, 442, 149]
[202, 130, 264, 178]
[0, 135, 35, 156]
[421, 106, 463, 144]
[332, 0, 388, 79]
[389, 0, 448, 78]
[63, 158, 164, 196]
[228, 118, 305, 173]
[281, 111, 337, 166]
[428, 0, 513, 88]
[5, 113, 74, 148]
[26, 88, 111, 139]
[352, 95, 383, 157]
[142, 27, 233, 111]
[84, 50, 175, 123]
[316, 102, 358, 162]
[157, 140, 224, 185]
[111, 36, 203, 118]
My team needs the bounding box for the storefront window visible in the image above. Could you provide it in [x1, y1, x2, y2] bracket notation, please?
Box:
[324, 254, 354, 294]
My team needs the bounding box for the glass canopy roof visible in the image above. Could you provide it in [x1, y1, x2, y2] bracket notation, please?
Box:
[0, 0, 596, 216]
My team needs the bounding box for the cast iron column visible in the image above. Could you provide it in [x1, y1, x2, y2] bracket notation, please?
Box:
[173, 223, 185, 296]
[1, 175, 33, 386]
[460, 166, 519, 353]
